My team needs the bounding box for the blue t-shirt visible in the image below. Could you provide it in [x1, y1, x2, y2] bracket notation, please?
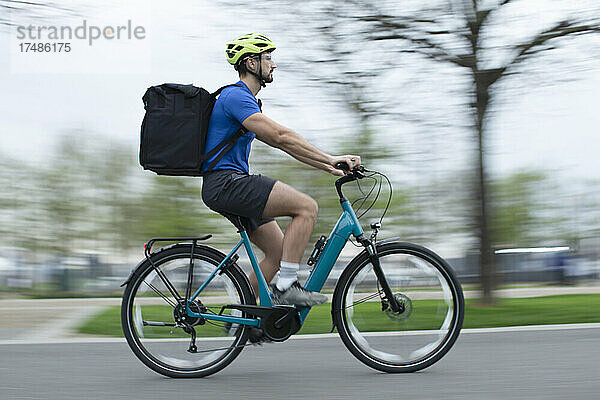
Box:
[202, 81, 261, 173]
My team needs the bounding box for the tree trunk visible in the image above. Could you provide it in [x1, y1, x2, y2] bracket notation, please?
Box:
[474, 73, 497, 305]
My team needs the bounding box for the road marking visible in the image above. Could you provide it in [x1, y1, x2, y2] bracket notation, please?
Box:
[458, 323, 600, 334]
[0, 322, 598, 345]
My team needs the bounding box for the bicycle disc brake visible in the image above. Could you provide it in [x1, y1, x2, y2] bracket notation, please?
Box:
[382, 293, 413, 322]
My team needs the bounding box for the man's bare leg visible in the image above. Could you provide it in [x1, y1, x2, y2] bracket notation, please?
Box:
[259, 181, 326, 306]
[260, 181, 318, 264]
[248, 220, 283, 298]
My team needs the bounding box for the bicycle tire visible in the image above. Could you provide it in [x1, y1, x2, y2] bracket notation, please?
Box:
[121, 244, 255, 378]
[332, 241, 464, 373]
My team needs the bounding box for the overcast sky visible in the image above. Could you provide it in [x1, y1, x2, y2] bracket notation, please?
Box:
[1, 0, 598, 183]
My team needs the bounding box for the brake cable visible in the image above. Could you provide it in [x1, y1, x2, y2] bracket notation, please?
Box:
[347, 168, 393, 247]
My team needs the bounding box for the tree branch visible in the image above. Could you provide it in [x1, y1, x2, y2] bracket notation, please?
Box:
[357, 12, 474, 67]
[0, 0, 74, 12]
[372, 31, 473, 68]
[506, 20, 600, 70]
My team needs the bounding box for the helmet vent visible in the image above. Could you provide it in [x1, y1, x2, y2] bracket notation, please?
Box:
[235, 45, 244, 51]
[255, 43, 268, 48]
[227, 44, 234, 50]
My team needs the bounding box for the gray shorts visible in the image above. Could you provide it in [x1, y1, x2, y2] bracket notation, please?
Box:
[201, 170, 277, 234]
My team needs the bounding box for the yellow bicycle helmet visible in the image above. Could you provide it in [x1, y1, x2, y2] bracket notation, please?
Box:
[225, 33, 276, 66]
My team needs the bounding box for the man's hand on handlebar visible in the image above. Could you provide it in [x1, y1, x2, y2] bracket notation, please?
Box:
[329, 155, 361, 176]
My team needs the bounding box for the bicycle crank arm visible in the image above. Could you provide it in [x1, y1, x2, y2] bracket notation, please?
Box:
[274, 307, 299, 329]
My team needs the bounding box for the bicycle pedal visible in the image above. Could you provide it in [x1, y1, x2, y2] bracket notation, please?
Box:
[248, 329, 272, 346]
[187, 344, 198, 354]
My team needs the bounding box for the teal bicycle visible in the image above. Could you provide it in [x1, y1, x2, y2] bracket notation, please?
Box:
[121, 165, 464, 377]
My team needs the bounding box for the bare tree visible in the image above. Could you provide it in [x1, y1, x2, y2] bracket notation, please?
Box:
[238, 0, 600, 303]
[365, 0, 598, 303]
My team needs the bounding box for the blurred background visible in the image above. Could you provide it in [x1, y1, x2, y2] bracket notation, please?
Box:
[0, 0, 599, 303]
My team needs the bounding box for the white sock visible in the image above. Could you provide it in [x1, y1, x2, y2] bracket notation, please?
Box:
[276, 261, 299, 291]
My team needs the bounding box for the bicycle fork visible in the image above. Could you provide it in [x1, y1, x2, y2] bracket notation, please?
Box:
[357, 235, 403, 313]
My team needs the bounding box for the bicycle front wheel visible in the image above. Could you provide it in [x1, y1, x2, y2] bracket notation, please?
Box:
[333, 241, 464, 373]
[121, 244, 255, 378]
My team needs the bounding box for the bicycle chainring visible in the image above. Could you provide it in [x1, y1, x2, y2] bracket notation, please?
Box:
[263, 308, 294, 342]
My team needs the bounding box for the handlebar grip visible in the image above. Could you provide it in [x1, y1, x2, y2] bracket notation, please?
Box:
[334, 161, 350, 171]
[334, 161, 365, 173]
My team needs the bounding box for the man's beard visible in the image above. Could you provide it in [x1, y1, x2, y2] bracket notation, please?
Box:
[262, 70, 274, 83]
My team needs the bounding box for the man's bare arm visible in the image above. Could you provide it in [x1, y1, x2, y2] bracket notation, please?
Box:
[242, 112, 359, 173]
[293, 154, 344, 175]
[242, 112, 333, 164]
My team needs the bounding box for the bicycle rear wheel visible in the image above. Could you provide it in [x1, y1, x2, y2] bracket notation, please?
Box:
[121, 244, 254, 378]
[333, 241, 464, 373]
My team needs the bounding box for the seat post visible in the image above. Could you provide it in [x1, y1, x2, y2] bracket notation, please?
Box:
[235, 216, 246, 233]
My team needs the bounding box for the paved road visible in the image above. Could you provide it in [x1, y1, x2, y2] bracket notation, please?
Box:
[1, 326, 599, 400]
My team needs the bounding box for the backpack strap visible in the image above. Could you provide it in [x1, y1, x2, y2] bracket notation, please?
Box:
[205, 126, 248, 171]
[204, 83, 262, 172]
[211, 83, 242, 97]
[212, 83, 262, 111]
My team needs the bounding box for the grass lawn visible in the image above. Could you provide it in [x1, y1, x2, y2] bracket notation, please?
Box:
[78, 294, 600, 337]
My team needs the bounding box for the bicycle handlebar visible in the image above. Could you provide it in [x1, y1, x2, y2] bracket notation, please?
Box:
[334, 162, 366, 202]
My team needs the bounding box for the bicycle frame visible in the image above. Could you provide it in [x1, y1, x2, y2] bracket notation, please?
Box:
[185, 199, 364, 327]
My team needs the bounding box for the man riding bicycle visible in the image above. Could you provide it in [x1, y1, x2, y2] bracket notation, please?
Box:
[201, 33, 361, 307]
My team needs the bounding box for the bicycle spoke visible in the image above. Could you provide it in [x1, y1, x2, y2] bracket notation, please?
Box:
[334, 243, 464, 373]
[151, 264, 184, 302]
[123, 247, 255, 377]
[335, 290, 384, 312]
[350, 291, 384, 307]
[143, 280, 177, 308]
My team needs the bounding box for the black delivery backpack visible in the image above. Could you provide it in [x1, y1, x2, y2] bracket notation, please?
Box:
[139, 83, 251, 176]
